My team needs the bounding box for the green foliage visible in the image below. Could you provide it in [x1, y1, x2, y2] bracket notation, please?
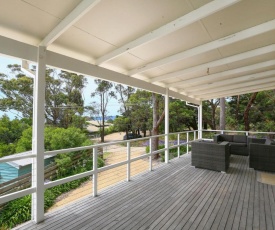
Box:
[0, 65, 87, 128]
[146, 144, 189, 162]
[0, 195, 31, 229]
[104, 125, 116, 135]
[0, 116, 30, 157]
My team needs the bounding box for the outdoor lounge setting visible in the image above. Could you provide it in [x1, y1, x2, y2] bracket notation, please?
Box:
[0, 0, 275, 229]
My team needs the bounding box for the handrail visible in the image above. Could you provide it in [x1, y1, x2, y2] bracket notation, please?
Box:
[2, 129, 275, 212]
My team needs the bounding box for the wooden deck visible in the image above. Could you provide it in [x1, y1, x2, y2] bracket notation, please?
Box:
[15, 154, 275, 230]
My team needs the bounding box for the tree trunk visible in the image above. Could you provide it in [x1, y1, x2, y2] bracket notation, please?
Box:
[220, 97, 226, 130]
[236, 95, 240, 121]
[151, 93, 165, 159]
[244, 92, 258, 131]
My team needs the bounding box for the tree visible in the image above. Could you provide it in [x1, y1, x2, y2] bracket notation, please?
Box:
[169, 100, 198, 132]
[115, 84, 135, 116]
[151, 93, 165, 158]
[90, 79, 116, 142]
[244, 92, 258, 131]
[0, 65, 87, 128]
[203, 99, 219, 130]
[219, 97, 226, 130]
[127, 90, 152, 137]
[0, 115, 30, 157]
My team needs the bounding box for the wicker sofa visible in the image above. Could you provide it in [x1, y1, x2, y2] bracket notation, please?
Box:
[213, 134, 248, 156]
[191, 140, 230, 173]
[249, 138, 275, 172]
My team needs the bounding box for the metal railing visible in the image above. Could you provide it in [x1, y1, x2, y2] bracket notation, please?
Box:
[0, 131, 197, 208]
[2, 128, 274, 223]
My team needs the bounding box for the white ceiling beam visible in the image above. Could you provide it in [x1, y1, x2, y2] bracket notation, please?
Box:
[0, 35, 200, 104]
[129, 19, 275, 76]
[95, 0, 240, 65]
[200, 82, 275, 100]
[186, 70, 275, 93]
[40, 0, 101, 46]
[150, 44, 275, 84]
[175, 60, 275, 90]
[190, 75, 275, 97]
[202, 85, 275, 100]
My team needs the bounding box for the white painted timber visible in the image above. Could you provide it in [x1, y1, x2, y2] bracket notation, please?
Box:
[0, 36, 200, 104]
[40, 0, 101, 46]
[192, 77, 275, 97]
[186, 70, 275, 93]
[31, 46, 46, 223]
[165, 88, 169, 164]
[201, 82, 275, 100]
[0, 187, 36, 205]
[156, 44, 275, 86]
[93, 147, 98, 197]
[95, 0, 240, 65]
[177, 60, 275, 89]
[129, 19, 275, 76]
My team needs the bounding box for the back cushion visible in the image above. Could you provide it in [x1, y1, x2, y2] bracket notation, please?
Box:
[233, 135, 247, 143]
[220, 134, 233, 142]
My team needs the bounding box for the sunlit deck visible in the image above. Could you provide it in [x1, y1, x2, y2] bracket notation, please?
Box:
[15, 154, 275, 230]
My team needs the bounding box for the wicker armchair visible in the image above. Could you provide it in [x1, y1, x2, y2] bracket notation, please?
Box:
[191, 140, 230, 173]
[249, 140, 275, 172]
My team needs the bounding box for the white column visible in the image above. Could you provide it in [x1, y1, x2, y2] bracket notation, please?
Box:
[198, 104, 203, 139]
[165, 88, 169, 163]
[32, 46, 46, 223]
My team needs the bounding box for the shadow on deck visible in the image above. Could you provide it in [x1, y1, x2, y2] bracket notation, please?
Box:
[15, 154, 275, 230]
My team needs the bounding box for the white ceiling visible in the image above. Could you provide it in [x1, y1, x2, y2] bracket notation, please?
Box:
[0, 0, 275, 104]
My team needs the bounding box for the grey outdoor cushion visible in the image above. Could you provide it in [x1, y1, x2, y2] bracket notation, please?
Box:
[233, 135, 247, 143]
[230, 142, 246, 147]
[220, 134, 234, 142]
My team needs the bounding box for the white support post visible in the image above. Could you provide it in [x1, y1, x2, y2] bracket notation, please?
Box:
[194, 131, 196, 140]
[177, 133, 180, 158]
[246, 131, 249, 136]
[198, 104, 203, 139]
[31, 46, 46, 223]
[149, 138, 152, 171]
[187, 133, 189, 154]
[165, 88, 169, 163]
[127, 142, 131, 181]
[93, 147, 98, 197]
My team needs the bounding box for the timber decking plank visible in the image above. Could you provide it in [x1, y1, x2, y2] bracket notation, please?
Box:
[259, 183, 266, 230]
[111, 165, 207, 230]
[263, 184, 274, 230]
[268, 185, 275, 229]
[194, 156, 243, 230]
[238, 167, 253, 230]
[14, 154, 275, 230]
[224, 157, 250, 230]
[92, 162, 200, 230]
[203, 156, 246, 230]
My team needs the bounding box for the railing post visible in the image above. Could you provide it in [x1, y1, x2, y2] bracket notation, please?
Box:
[165, 88, 169, 164]
[221, 130, 224, 134]
[149, 138, 152, 171]
[187, 133, 189, 154]
[246, 131, 248, 136]
[127, 142, 131, 181]
[93, 147, 98, 197]
[194, 131, 196, 140]
[177, 133, 180, 158]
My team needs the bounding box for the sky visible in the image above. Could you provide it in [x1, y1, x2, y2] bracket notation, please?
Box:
[0, 55, 121, 119]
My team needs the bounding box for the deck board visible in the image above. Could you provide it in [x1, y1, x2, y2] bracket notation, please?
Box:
[14, 154, 275, 230]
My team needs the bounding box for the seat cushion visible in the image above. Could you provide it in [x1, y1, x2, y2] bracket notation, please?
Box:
[233, 135, 247, 143]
